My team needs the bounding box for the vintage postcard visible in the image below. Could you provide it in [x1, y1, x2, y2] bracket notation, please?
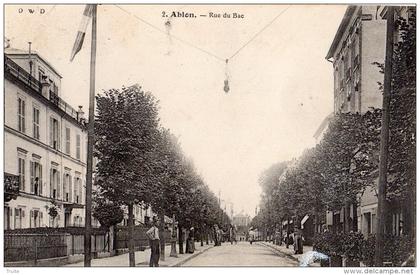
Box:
[2, 3, 416, 273]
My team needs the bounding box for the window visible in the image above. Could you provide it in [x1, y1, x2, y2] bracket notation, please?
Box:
[18, 97, 25, 133]
[50, 167, 60, 199]
[30, 209, 43, 228]
[392, 212, 403, 236]
[364, 212, 372, 234]
[63, 173, 72, 202]
[33, 107, 40, 140]
[74, 175, 82, 204]
[14, 208, 25, 229]
[18, 157, 25, 191]
[76, 134, 81, 160]
[50, 117, 60, 150]
[30, 161, 43, 195]
[4, 206, 11, 230]
[65, 127, 71, 155]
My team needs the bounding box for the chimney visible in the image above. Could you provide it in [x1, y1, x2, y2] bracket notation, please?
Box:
[77, 106, 86, 123]
[28, 42, 33, 77]
[40, 75, 50, 98]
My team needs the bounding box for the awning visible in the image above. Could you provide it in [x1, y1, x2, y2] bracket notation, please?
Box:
[301, 215, 310, 226]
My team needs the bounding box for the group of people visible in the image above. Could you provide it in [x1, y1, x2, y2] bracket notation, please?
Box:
[213, 224, 238, 246]
[146, 217, 198, 267]
[283, 228, 304, 254]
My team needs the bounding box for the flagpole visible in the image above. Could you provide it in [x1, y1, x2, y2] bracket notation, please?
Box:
[84, 4, 97, 267]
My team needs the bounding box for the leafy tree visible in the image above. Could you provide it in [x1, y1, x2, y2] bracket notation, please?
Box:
[387, 12, 416, 235]
[94, 84, 161, 266]
[92, 190, 124, 229]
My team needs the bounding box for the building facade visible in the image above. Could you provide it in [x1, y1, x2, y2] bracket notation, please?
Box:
[4, 48, 88, 229]
[325, 5, 414, 236]
[326, 5, 386, 115]
[232, 211, 250, 228]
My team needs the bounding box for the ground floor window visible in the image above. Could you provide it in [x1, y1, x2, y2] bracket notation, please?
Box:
[392, 212, 403, 236]
[30, 209, 43, 228]
[4, 206, 11, 230]
[14, 208, 25, 229]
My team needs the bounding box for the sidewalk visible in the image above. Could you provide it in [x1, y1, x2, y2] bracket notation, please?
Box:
[65, 241, 213, 267]
[260, 242, 320, 267]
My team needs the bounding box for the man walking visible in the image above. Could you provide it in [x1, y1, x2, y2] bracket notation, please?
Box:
[146, 216, 160, 267]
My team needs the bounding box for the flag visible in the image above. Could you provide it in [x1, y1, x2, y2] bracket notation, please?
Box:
[70, 5, 93, 62]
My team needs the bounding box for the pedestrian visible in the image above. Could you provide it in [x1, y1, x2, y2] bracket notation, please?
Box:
[146, 216, 160, 267]
[186, 227, 195, 253]
[293, 228, 303, 255]
[249, 230, 254, 245]
[213, 224, 219, 246]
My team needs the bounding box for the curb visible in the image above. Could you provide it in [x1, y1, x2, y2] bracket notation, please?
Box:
[258, 242, 299, 263]
[170, 246, 214, 267]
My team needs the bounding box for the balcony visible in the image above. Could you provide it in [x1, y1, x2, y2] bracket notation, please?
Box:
[5, 56, 83, 125]
[4, 56, 41, 93]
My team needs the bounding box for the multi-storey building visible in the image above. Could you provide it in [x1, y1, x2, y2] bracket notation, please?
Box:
[326, 5, 386, 115]
[325, 5, 414, 236]
[4, 47, 88, 229]
[232, 211, 250, 228]
[325, 5, 387, 236]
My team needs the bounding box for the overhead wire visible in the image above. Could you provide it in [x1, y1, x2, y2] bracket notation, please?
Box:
[115, 5, 225, 62]
[228, 6, 291, 60]
[114, 4, 291, 63]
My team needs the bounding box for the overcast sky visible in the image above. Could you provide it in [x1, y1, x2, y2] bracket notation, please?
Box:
[5, 4, 347, 217]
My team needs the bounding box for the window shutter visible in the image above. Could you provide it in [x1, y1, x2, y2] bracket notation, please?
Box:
[50, 168, 53, 198]
[74, 177, 77, 203]
[40, 212, 44, 227]
[22, 209, 25, 218]
[30, 210, 33, 228]
[22, 100, 25, 132]
[49, 117, 53, 146]
[80, 180, 84, 203]
[69, 175, 72, 202]
[39, 164, 43, 195]
[30, 161, 34, 193]
[57, 171, 61, 199]
[63, 173, 66, 200]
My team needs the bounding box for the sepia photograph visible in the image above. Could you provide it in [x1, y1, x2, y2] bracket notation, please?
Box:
[2, 2, 417, 272]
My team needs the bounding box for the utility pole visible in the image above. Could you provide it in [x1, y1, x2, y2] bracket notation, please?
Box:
[84, 4, 97, 267]
[374, 5, 394, 267]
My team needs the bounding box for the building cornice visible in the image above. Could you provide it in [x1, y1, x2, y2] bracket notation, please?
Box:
[326, 5, 358, 60]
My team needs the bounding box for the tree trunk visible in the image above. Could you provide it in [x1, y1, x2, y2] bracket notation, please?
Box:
[200, 224, 204, 246]
[159, 212, 165, 261]
[206, 226, 209, 245]
[344, 201, 351, 233]
[178, 226, 184, 254]
[128, 203, 135, 267]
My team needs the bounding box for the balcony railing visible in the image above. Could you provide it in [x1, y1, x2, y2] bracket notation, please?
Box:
[5, 56, 41, 93]
[5, 56, 82, 125]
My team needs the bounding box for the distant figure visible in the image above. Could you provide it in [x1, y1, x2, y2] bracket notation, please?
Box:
[293, 228, 303, 254]
[213, 224, 220, 246]
[229, 225, 237, 245]
[186, 227, 195, 253]
[146, 216, 160, 267]
[249, 230, 254, 245]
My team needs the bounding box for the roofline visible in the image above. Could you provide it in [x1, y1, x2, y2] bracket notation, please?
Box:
[325, 5, 358, 60]
[5, 52, 63, 78]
